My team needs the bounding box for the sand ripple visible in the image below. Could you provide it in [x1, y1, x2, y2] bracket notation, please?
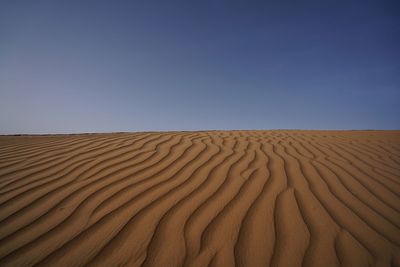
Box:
[0, 131, 399, 267]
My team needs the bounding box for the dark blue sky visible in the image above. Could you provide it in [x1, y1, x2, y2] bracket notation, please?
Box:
[1, 0, 399, 134]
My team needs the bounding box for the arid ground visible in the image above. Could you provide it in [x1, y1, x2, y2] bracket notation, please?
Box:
[0, 131, 399, 267]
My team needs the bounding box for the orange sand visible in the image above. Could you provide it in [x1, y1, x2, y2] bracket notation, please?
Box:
[0, 131, 399, 267]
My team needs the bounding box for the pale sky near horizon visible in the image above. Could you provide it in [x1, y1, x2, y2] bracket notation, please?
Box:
[0, 0, 399, 134]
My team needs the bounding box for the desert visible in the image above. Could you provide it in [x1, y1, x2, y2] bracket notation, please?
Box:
[0, 130, 399, 267]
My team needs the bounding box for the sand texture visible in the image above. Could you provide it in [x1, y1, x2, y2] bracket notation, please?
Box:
[0, 130, 399, 267]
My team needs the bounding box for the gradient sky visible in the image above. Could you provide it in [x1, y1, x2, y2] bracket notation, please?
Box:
[1, 0, 399, 134]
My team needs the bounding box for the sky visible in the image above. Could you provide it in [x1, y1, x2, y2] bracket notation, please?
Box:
[0, 0, 399, 134]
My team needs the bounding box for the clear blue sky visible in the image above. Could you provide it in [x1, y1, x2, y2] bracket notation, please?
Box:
[1, 0, 399, 134]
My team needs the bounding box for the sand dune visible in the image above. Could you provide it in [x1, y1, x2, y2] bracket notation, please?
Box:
[0, 130, 399, 267]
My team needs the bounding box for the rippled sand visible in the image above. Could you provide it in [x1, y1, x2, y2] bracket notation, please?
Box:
[0, 131, 399, 267]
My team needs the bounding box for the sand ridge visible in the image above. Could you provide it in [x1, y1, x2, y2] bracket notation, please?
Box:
[0, 130, 399, 267]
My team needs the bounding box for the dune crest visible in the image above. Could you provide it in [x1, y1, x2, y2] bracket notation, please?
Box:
[0, 130, 399, 267]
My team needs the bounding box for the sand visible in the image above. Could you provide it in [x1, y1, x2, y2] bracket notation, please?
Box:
[0, 130, 399, 267]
